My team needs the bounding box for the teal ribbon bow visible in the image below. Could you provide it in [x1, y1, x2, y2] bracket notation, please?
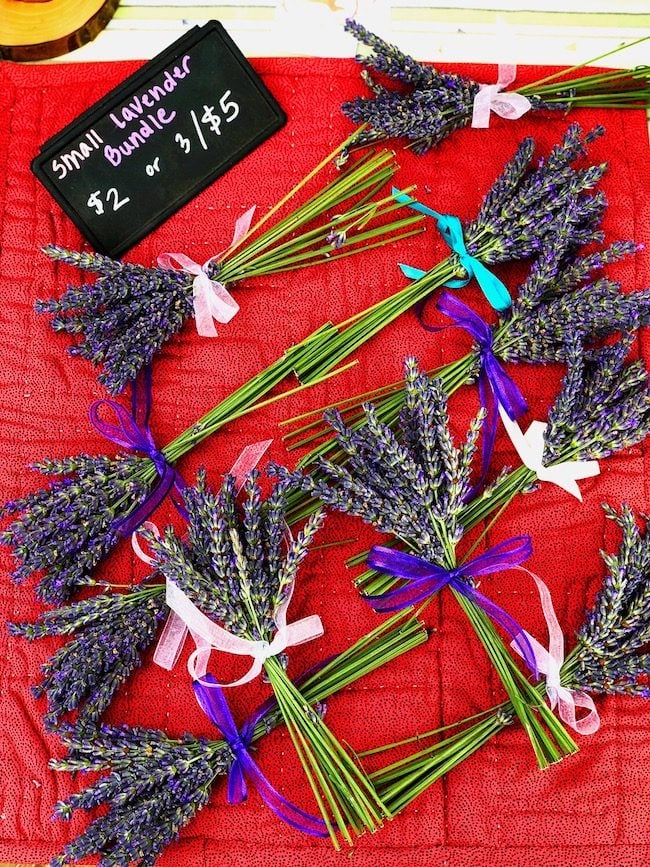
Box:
[392, 189, 512, 312]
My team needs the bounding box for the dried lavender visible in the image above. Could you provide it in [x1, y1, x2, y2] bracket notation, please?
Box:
[342, 20, 649, 154]
[574, 504, 650, 697]
[51, 722, 228, 867]
[9, 584, 167, 729]
[543, 331, 650, 463]
[364, 503, 650, 816]
[147, 469, 390, 845]
[37, 146, 423, 394]
[274, 360, 577, 769]
[48, 608, 428, 863]
[1, 453, 156, 603]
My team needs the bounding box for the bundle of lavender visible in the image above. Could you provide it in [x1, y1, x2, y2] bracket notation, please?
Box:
[362, 503, 650, 815]
[37, 137, 424, 395]
[281, 229, 645, 493]
[145, 469, 394, 844]
[272, 360, 578, 770]
[342, 20, 650, 154]
[47, 607, 427, 865]
[0, 125, 609, 605]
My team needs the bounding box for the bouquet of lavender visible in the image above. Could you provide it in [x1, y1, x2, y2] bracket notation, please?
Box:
[273, 360, 577, 769]
[38, 140, 424, 395]
[281, 230, 645, 490]
[9, 582, 167, 729]
[0, 125, 610, 605]
[47, 608, 427, 865]
[362, 503, 650, 815]
[342, 20, 650, 154]
[141, 468, 392, 845]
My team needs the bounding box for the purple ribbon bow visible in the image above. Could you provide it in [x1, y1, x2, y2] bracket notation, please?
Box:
[367, 537, 538, 677]
[193, 674, 328, 837]
[429, 292, 528, 495]
[89, 367, 185, 535]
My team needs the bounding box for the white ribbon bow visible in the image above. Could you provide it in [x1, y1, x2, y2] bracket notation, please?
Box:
[471, 64, 532, 129]
[512, 570, 600, 735]
[498, 405, 600, 501]
[157, 205, 255, 337]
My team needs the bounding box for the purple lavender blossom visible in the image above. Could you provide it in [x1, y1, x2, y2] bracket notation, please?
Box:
[147, 469, 325, 643]
[543, 331, 650, 464]
[50, 722, 230, 867]
[575, 504, 650, 698]
[9, 585, 166, 728]
[36, 247, 196, 395]
[273, 359, 484, 563]
[1, 453, 156, 604]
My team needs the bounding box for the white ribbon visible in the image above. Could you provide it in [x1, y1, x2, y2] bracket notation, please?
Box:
[471, 64, 532, 129]
[157, 206, 255, 337]
[512, 569, 600, 735]
[498, 405, 600, 501]
[172, 579, 323, 688]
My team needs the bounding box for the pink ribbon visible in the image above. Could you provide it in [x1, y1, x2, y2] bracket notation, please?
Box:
[157, 206, 255, 337]
[471, 64, 532, 129]
[511, 569, 600, 736]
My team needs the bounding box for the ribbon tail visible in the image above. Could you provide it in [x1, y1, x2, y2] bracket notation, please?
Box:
[399, 262, 427, 281]
[227, 761, 248, 805]
[465, 369, 498, 501]
[471, 85, 498, 128]
[470, 257, 512, 311]
[491, 93, 532, 121]
[557, 688, 600, 736]
[240, 752, 328, 837]
[153, 611, 189, 671]
[114, 462, 177, 536]
[455, 580, 539, 678]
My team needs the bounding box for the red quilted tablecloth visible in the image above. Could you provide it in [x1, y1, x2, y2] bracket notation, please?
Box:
[0, 57, 649, 867]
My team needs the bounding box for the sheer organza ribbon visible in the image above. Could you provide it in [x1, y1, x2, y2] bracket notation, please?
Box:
[391, 188, 512, 312]
[157, 206, 255, 337]
[511, 571, 600, 735]
[428, 291, 527, 493]
[90, 366, 184, 536]
[193, 674, 328, 836]
[471, 64, 532, 129]
[498, 405, 600, 501]
[366, 538, 538, 677]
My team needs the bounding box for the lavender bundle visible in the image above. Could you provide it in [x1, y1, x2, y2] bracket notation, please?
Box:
[144, 469, 391, 845]
[47, 608, 427, 865]
[0, 125, 610, 605]
[38, 141, 424, 395]
[281, 230, 645, 492]
[342, 20, 650, 154]
[9, 582, 167, 729]
[353, 333, 650, 598]
[363, 503, 650, 815]
[273, 360, 577, 769]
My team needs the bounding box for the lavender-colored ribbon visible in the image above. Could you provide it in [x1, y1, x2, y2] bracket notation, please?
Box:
[366, 537, 538, 677]
[433, 291, 528, 493]
[193, 674, 328, 836]
[89, 367, 184, 535]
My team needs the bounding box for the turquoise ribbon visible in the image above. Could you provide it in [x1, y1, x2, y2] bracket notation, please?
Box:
[392, 189, 512, 312]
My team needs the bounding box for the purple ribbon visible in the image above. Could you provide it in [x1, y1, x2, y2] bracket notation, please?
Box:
[193, 674, 328, 837]
[366, 537, 538, 677]
[89, 367, 185, 536]
[428, 292, 528, 495]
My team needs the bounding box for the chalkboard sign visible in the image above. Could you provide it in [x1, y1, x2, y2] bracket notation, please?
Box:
[32, 22, 286, 257]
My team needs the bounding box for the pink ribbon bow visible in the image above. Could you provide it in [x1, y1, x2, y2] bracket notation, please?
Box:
[157, 206, 255, 337]
[471, 64, 532, 129]
[512, 570, 600, 736]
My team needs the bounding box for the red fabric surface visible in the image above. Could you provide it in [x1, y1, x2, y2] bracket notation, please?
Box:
[0, 57, 649, 867]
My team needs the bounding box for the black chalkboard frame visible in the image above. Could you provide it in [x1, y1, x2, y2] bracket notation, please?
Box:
[32, 21, 287, 257]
